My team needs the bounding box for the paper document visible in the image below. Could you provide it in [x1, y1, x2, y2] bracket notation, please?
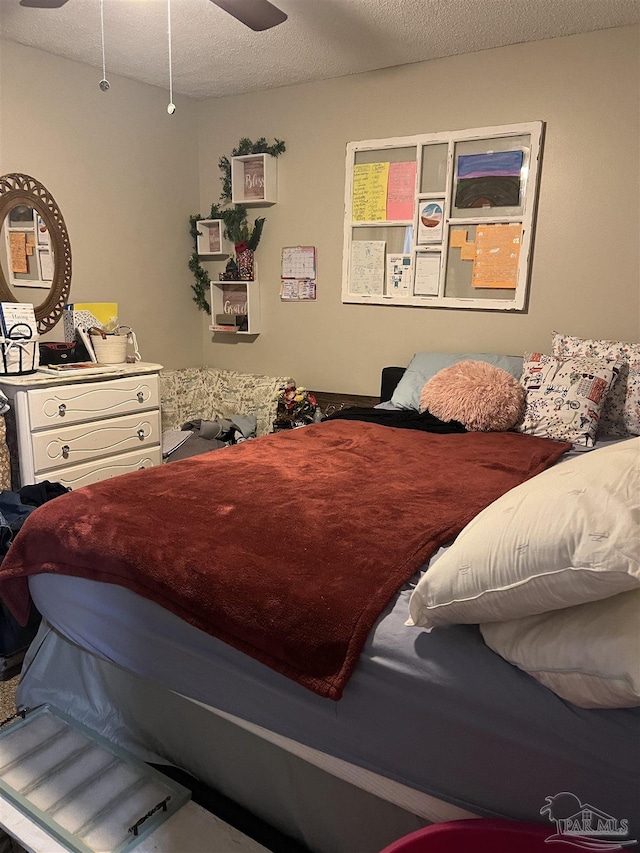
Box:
[349, 241, 385, 295]
[37, 363, 119, 376]
[414, 253, 441, 296]
[387, 254, 412, 295]
[162, 429, 193, 458]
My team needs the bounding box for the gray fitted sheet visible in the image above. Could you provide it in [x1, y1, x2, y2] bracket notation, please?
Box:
[25, 559, 640, 837]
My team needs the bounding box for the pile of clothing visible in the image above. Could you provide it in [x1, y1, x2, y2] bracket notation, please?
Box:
[0, 481, 69, 677]
[165, 414, 258, 462]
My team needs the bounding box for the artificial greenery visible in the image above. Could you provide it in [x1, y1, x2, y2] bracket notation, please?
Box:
[189, 137, 286, 312]
[218, 137, 286, 201]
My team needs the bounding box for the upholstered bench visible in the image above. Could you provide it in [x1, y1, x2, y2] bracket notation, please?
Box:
[159, 366, 294, 439]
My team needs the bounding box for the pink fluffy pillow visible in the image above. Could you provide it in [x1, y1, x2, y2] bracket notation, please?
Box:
[419, 360, 526, 431]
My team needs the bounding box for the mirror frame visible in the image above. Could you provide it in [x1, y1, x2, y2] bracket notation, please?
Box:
[0, 173, 72, 335]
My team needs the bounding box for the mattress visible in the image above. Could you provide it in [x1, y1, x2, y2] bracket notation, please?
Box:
[20, 554, 640, 838]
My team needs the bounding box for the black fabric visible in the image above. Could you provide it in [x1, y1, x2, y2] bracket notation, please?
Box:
[0, 598, 40, 660]
[380, 366, 406, 402]
[19, 481, 70, 507]
[0, 483, 68, 659]
[323, 406, 467, 433]
[0, 493, 35, 553]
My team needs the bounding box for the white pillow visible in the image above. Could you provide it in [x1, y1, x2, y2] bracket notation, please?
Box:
[408, 438, 640, 629]
[480, 590, 640, 709]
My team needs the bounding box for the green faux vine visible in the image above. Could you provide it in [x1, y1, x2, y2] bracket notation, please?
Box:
[189, 137, 286, 313]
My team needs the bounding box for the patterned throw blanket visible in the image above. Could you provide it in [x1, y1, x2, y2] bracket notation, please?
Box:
[0, 421, 569, 699]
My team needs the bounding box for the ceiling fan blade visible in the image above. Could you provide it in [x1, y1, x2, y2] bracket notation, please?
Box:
[210, 0, 287, 31]
[19, 0, 69, 6]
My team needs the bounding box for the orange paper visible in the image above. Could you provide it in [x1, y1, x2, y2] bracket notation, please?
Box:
[460, 242, 476, 260]
[449, 229, 467, 248]
[9, 232, 28, 274]
[471, 224, 521, 289]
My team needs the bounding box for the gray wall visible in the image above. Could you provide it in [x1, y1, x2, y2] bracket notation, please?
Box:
[0, 40, 202, 368]
[197, 25, 640, 393]
[1, 26, 638, 390]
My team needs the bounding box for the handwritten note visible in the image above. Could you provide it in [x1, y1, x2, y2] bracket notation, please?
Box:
[350, 241, 385, 295]
[352, 163, 389, 222]
[414, 253, 441, 296]
[386, 161, 416, 221]
[9, 232, 28, 274]
[472, 224, 521, 289]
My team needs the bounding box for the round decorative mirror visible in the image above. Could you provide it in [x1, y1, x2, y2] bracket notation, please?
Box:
[0, 174, 71, 335]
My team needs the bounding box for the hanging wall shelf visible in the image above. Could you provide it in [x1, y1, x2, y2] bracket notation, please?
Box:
[196, 219, 231, 258]
[209, 279, 261, 335]
[231, 154, 278, 206]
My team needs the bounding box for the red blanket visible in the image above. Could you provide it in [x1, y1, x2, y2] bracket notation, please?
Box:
[0, 421, 569, 699]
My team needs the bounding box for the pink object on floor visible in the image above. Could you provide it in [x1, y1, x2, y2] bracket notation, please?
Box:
[380, 819, 553, 853]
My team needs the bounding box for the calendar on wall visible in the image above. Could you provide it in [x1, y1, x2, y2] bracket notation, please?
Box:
[341, 122, 544, 311]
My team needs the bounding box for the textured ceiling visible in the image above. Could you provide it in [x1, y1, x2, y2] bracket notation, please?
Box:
[1, 0, 638, 100]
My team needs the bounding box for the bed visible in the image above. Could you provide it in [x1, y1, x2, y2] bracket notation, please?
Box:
[0, 342, 638, 853]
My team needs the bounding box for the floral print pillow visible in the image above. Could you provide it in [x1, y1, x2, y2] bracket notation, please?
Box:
[518, 353, 621, 447]
[552, 332, 640, 436]
[0, 417, 11, 491]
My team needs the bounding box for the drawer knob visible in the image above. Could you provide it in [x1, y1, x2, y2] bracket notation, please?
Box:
[137, 428, 145, 440]
[58, 403, 67, 416]
[137, 391, 144, 403]
[61, 444, 70, 459]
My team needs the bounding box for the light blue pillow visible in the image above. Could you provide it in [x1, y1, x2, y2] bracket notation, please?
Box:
[390, 352, 524, 411]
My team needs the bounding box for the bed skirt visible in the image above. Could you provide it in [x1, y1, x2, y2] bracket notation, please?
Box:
[16, 623, 477, 853]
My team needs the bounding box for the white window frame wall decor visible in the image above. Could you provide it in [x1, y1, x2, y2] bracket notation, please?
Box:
[341, 121, 544, 311]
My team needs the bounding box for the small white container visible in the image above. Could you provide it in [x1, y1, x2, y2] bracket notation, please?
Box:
[91, 335, 127, 364]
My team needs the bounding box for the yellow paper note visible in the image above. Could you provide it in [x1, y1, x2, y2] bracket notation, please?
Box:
[449, 229, 467, 248]
[460, 242, 476, 260]
[472, 224, 521, 289]
[25, 233, 36, 256]
[352, 162, 390, 222]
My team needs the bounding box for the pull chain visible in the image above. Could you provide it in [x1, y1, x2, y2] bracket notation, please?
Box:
[167, 0, 175, 114]
[99, 0, 110, 91]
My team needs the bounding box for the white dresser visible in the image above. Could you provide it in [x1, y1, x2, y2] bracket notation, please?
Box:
[0, 362, 163, 490]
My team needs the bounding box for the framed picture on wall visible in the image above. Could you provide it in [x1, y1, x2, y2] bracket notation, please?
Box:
[450, 133, 534, 221]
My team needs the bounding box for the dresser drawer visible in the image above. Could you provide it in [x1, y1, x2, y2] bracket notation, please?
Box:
[26, 375, 160, 430]
[34, 446, 162, 490]
[32, 410, 161, 474]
